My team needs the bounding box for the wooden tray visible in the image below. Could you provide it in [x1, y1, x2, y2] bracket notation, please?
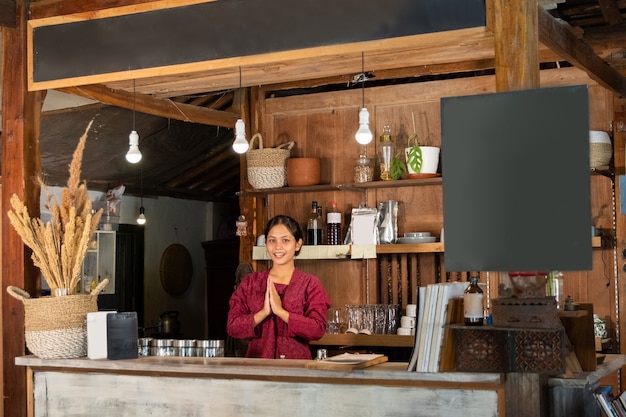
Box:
[305, 353, 388, 370]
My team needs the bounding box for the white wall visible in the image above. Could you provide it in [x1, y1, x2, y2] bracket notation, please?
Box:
[42, 187, 235, 339]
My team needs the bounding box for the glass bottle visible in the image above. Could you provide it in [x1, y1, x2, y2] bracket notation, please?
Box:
[464, 275, 484, 326]
[377, 125, 396, 181]
[326, 201, 342, 245]
[353, 152, 374, 183]
[307, 201, 323, 245]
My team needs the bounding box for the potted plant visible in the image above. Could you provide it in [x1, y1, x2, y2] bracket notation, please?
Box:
[6, 119, 108, 359]
[404, 113, 440, 175]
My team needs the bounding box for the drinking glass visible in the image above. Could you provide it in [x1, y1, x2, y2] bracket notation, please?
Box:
[345, 304, 362, 331]
[386, 304, 399, 334]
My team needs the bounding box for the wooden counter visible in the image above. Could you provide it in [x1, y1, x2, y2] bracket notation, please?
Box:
[17, 355, 504, 417]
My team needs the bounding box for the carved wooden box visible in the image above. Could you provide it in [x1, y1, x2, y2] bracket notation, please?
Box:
[453, 325, 565, 374]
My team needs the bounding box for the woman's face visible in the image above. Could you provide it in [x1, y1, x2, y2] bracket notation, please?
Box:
[265, 223, 302, 265]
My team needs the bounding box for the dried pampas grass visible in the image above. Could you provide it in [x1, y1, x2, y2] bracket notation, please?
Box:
[7, 119, 103, 294]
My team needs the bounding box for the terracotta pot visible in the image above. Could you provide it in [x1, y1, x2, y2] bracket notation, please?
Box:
[287, 158, 321, 187]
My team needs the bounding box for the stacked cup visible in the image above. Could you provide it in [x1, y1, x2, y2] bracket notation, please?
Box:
[397, 304, 417, 335]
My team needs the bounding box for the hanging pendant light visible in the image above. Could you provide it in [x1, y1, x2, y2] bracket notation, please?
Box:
[126, 79, 142, 163]
[232, 67, 249, 154]
[136, 165, 146, 225]
[355, 52, 373, 145]
[137, 206, 146, 225]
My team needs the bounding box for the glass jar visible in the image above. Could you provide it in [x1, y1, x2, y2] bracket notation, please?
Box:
[353, 154, 373, 183]
[377, 125, 396, 181]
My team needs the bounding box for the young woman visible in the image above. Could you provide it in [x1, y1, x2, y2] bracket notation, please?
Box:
[227, 215, 331, 359]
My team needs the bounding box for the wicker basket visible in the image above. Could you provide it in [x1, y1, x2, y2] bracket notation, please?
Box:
[7, 279, 108, 359]
[589, 130, 612, 168]
[247, 133, 294, 189]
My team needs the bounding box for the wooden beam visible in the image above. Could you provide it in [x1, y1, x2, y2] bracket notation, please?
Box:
[597, 0, 623, 26]
[538, 5, 626, 96]
[0, 0, 16, 27]
[57, 85, 238, 128]
[492, 0, 540, 91]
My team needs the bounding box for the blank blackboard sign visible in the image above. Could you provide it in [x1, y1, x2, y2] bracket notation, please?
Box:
[31, 0, 485, 84]
[441, 85, 592, 272]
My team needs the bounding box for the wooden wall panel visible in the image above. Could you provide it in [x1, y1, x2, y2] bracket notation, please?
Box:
[260, 66, 616, 331]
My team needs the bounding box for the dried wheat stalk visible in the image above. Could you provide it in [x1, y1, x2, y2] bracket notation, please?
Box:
[7, 119, 103, 294]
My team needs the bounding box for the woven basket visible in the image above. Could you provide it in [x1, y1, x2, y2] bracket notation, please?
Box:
[247, 133, 294, 189]
[7, 279, 108, 359]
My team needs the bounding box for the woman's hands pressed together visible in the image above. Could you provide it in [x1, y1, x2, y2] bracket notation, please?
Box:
[254, 277, 289, 325]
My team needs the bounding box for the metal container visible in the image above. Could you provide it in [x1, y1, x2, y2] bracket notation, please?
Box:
[150, 338, 175, 357]
[173, 339, 196, 357]
[138, 337, 153, 356]
[195, 339, 224, 357]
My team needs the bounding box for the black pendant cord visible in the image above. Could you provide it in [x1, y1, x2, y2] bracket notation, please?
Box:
[132, 79, 137, 131]
[361, 51, 365, 107]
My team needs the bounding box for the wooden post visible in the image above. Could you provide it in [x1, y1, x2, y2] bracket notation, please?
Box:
[492, 0, 540, 92]
[2, 0, 43, 415]
[491, 0, 543, 415]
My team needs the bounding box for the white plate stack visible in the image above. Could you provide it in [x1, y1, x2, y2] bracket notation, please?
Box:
[397, 304, 417, 335]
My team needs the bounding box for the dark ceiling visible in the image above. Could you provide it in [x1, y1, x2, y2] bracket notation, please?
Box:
[40, 103, 239, 202]
[28, 0, 626, 202]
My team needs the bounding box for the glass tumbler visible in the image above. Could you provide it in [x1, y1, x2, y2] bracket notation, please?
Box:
[386, 304, 399, 334]
[374, 304, 387, 334]
[327, 308, 342, 334]
[361, 304, 375, 334]
[346, 304, 362, 332]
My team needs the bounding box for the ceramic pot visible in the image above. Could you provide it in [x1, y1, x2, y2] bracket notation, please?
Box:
[404, 146, 440, 174]
[287, 158, 321, 187]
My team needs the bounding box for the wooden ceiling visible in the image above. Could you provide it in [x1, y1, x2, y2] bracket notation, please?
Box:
[21, 0, 626, 201]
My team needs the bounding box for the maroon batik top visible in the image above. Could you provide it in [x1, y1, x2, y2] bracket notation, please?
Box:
[226, 268, 331, 359]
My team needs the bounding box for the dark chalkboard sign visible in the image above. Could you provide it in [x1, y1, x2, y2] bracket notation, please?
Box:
[441, 85, 592, 272]
[31, 0, 485, 84]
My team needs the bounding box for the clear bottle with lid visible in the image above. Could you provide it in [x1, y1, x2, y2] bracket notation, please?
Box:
[377, 125, 396, 181]
[307, 201, 324, 245]
[326, 202, 342, 245]
[464, 275, 484, 326]
[353, 151, 373, 183]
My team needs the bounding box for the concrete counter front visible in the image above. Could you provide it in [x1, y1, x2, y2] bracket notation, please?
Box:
[16, 356, 504, 417]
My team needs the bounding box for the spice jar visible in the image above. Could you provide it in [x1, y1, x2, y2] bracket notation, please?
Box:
[353, 153, 373, 183]
[138, 337, 153, 356]
[173, 339, 196, 357]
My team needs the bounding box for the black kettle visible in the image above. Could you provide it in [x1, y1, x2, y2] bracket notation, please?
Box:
[158, 311, 181, 338]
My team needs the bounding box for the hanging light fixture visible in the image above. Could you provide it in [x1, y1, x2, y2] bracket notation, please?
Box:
[355, 52, 373, 145]
[126, 79, 142, 163]
[136, 165, 146, 225]
[232, 67, 249, 154]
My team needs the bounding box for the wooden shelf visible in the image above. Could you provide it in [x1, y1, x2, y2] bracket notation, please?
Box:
[238, 177, 442, 197]
[377, 243, 444, 253]
[310, 333, 415, 348]
[253, 243, 444, 260]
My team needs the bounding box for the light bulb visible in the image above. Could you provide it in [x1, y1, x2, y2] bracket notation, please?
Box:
[355, 108, 373, 145]
[232, 118, 249, 154]
[126, 130, 142, 163]
[136, 207, 146, 225]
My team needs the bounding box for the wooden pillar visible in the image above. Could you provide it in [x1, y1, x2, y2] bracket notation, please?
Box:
[492, 0, 540, 92]
[490, 0, 544, 415]
[236, 86, 256, 265]
[2, 0, 43, 415]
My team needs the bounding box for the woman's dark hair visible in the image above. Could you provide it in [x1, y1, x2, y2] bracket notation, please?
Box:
[264, 215, 304, 254]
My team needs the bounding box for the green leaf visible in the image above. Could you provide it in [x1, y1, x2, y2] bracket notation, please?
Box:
[407, 146, 423, 173]
[390, 156, 407, 180]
